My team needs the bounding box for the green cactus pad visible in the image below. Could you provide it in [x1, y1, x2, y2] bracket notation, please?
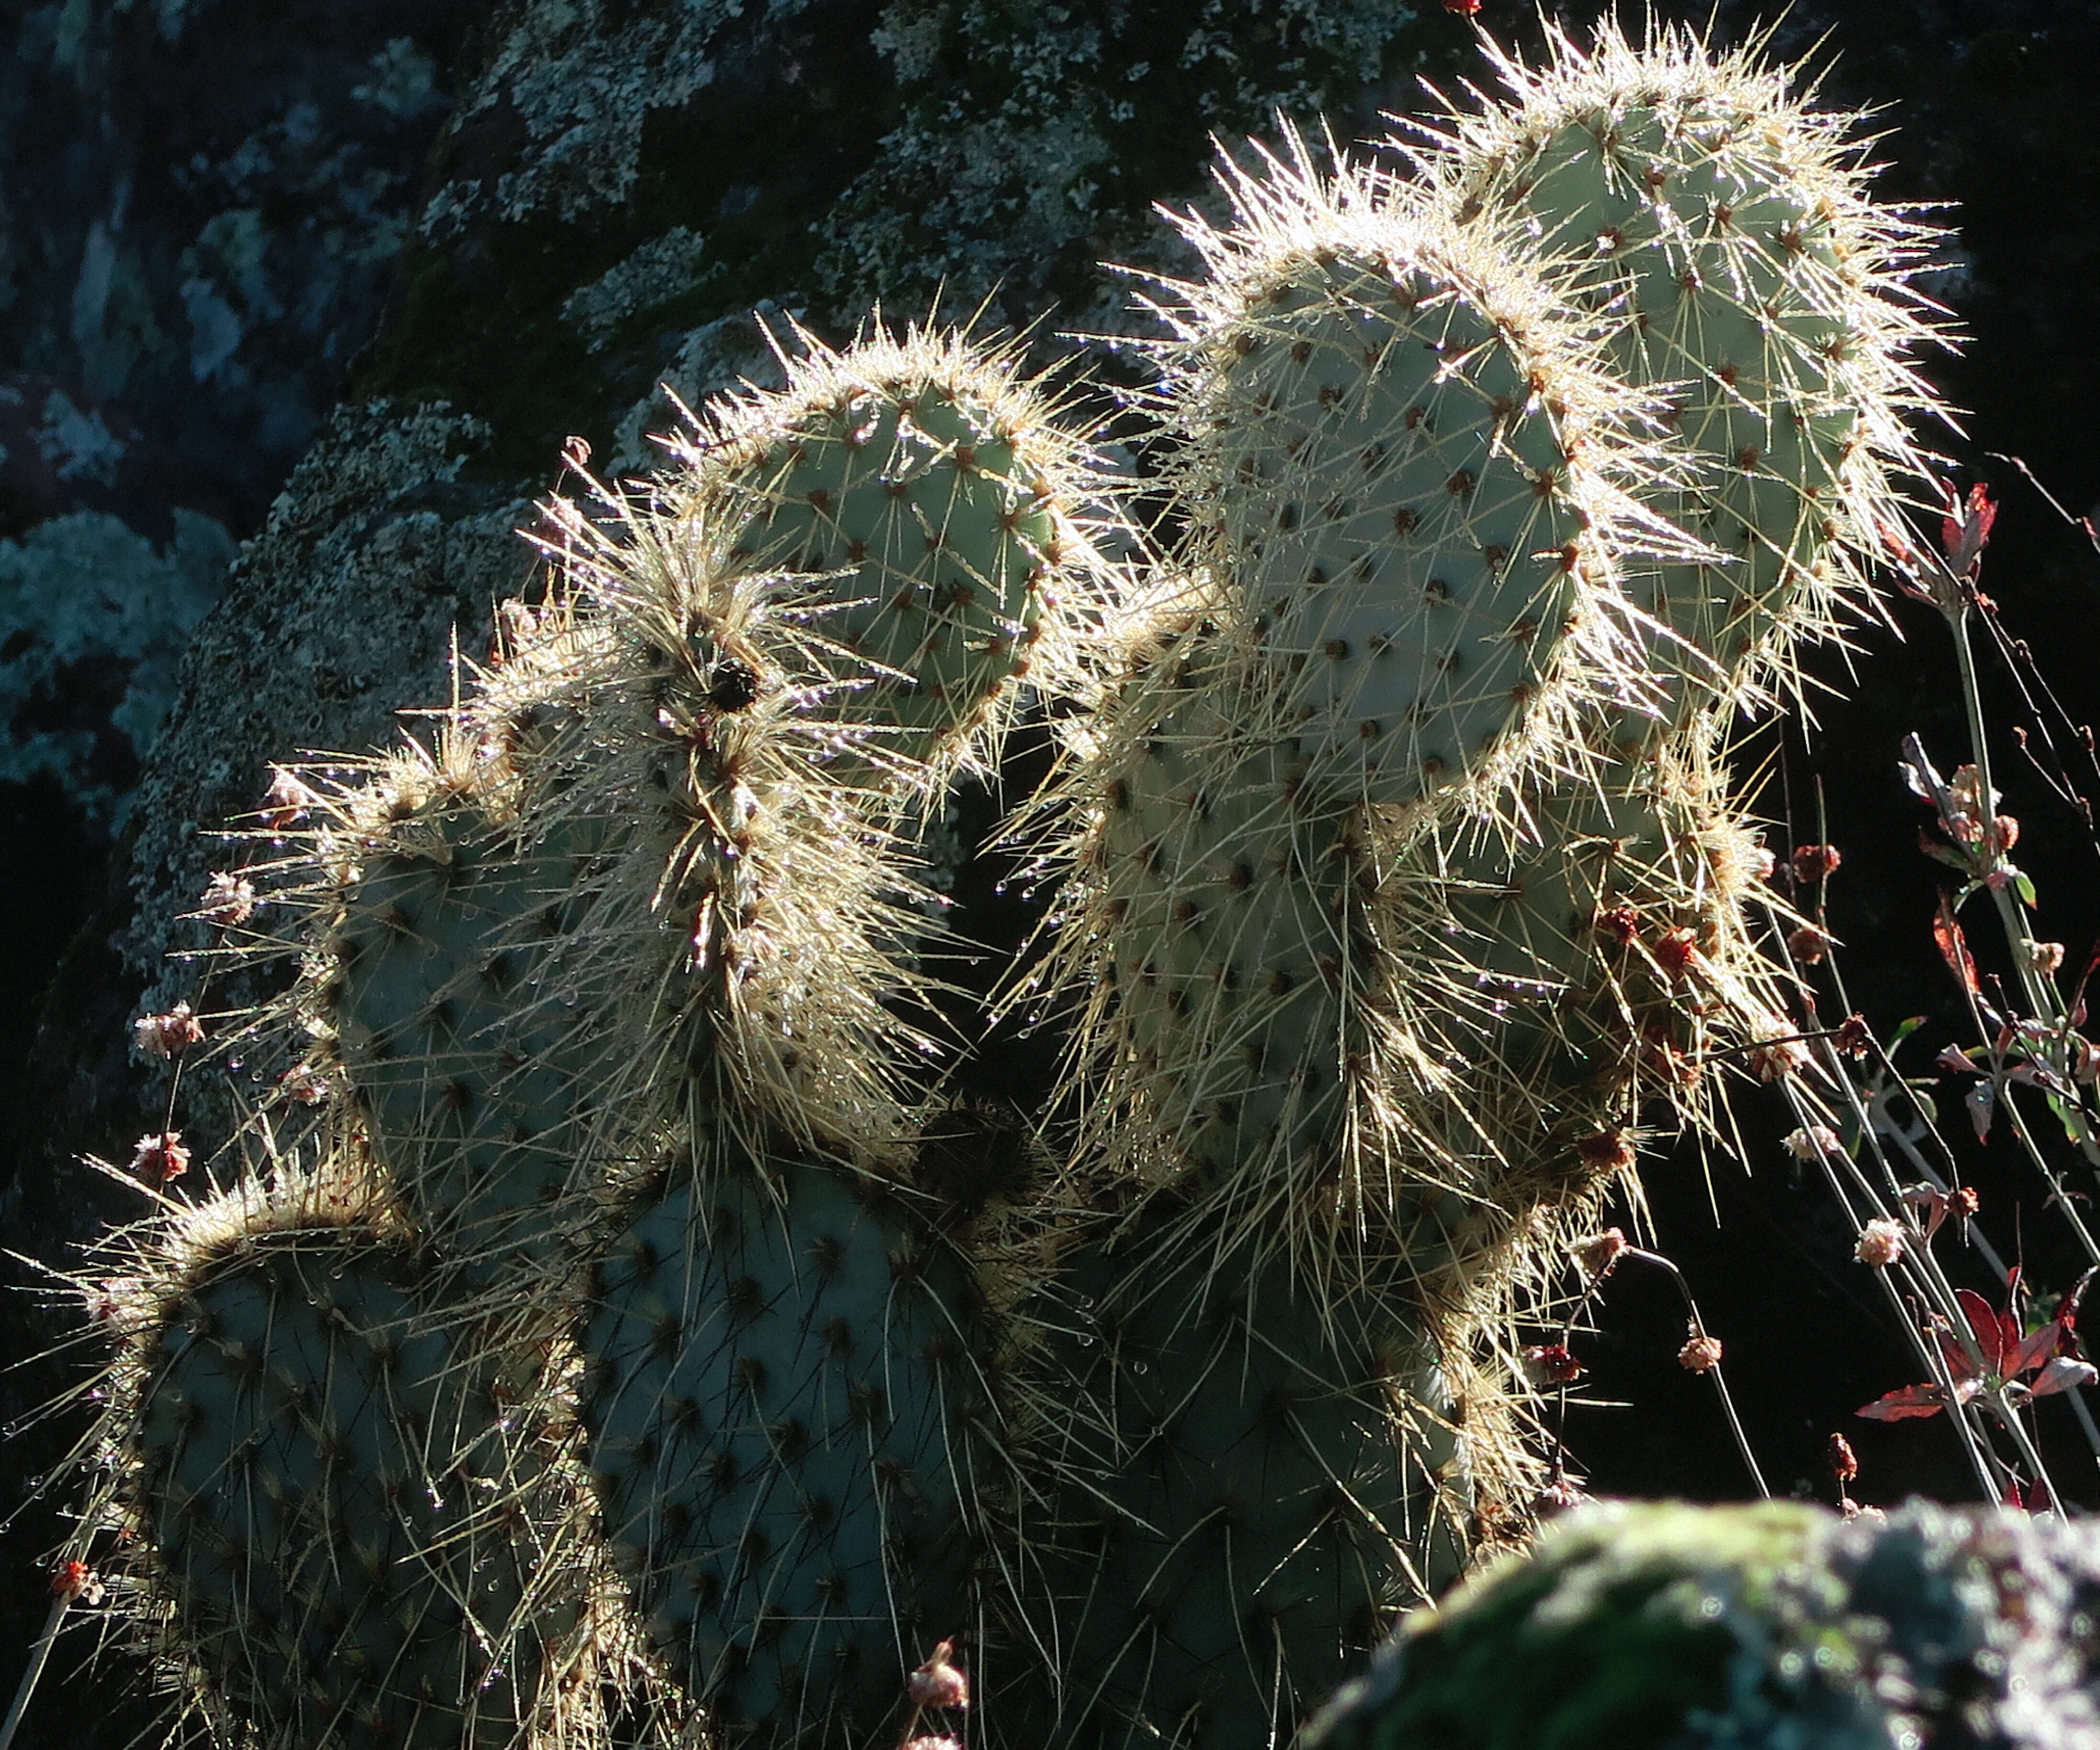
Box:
[659, 322, 1122, 790]
[325, 785, 611, 1273]
[122, 1197, 562, 1750]
[1303, 1500, 2100, 1750]
[1158, 139, 1673, 819]
[1421, 17, 1939, 735]
[579, 1149, 987, 1745]
[482, 499, 955, 1173]
[1040, 613, 1376, 1204]
[999, 1206, 1472, 1750]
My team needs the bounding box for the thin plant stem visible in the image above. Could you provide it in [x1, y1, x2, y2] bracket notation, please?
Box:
[0, 1594, 70, 1750]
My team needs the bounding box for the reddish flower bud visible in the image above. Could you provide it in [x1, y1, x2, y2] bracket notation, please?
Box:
[1442, 0, 1482, 12]
[259, 767, 319, 831]
[129, 1132, 190, 1187]
[1791, 843, 1842, 884]
[1575, 1132, 1636, 1177]
[50, 1559, 102, 1605]
[195, 872, 257, 927]
[51, 1561, 96, 1605]
[1653, 927, 1700, 978]
[1827, 1432, 1859, 1484]
[1787, 925, 1832, 964]
[1833, 1014, 1873, 1059]
[1854, 1218, 1907, 1268]
[1939, 480, 1996, 579]
[1575, 1227, 1629, 1276]
[1596, 903, 1642, 945]
[1677, 1330, 1724, 1374]
[132, 1003, 204, 1060]
[909, 1640, 969, 1712]
[276, 1063, 331, 1106]
[1522, 1343, 1583, 1387]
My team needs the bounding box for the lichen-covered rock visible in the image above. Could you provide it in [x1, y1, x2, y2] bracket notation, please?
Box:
[0, 1, 478, 828]
[3, 1, 470, 528]
[123, 402, 535, 1155]
[817, 0, 1466, 336]
[1304, 1499, 2100, 1750]
[0, 507, 235, 816]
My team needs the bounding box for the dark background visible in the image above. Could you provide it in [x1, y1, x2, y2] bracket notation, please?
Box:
[1, 0, 2097, 1739]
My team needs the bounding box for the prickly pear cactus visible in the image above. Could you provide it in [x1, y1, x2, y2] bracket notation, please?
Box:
[81, 1170, 573, 1750]
[462, 526, 943, 1172]
[1388, 731, 1794, 1225]
[1156, 138, 1674, 819]
[62, 21, 1954, 1750]
[316, 768, 611, 1276]
[997, 1203, 1483, 1750]
[1302, 1500, 2100, 1750]
[1041, 617, 1370, 1193]
[1036, 144, 1699, 1221]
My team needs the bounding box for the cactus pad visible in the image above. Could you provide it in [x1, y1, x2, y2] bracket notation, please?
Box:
[324, 783, 610, 1273]
[1420, 17, 1939, 733]
[656, 322, 1123, 790]
[1157, 139, 1672, 818]
[579, 1149, 987, 1745]
[110, 1187, 563, 1750]
[1000, 1205, 1477, 1750]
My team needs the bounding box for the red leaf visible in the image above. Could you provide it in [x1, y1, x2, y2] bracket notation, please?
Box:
[1941, 481, 1997, 578]
[1958, 1288, 2017, 1373]
[1857, 1383, 1949, 1421]
[2031, 1357, 2098, 1398]
[1929, 1315, 1986, 1386]
[2010, 1318, 2063, 1377]
[1966, 1077, 1996, 1143]
[1934, 895, 1980, 995]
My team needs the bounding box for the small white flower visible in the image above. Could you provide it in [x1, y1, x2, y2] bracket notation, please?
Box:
[1784, 1125, 1841, 1162]
[1854, 1218, 1907, 1268]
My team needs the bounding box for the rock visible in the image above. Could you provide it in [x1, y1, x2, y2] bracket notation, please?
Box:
[1305, 1499, 2100, 1750]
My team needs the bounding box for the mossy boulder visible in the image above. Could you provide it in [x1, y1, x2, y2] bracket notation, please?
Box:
[1305, 1499, 2100, 1750]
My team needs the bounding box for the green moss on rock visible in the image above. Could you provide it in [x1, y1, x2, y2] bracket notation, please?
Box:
[1305, 1500, 2100, 1750]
